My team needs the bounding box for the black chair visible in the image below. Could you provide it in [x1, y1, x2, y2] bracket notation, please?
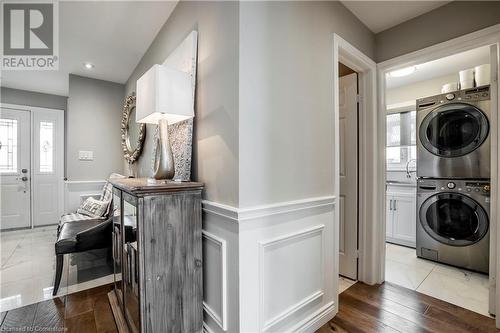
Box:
[53, 217, 113, 295]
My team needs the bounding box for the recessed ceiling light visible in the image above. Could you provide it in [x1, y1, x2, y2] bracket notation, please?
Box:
[389, 66, 416, 77]
[84, 62, 94, 70]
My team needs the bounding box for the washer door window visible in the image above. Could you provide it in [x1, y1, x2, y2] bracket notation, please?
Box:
[419, 193, 488, 246]
[419, 103, 489, 157]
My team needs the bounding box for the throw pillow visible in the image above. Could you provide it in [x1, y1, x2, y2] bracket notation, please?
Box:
[77, 197, 110, 218]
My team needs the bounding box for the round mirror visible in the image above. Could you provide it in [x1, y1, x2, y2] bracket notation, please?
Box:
[126, 106, 140, 151]
[122, 94, 146, 163]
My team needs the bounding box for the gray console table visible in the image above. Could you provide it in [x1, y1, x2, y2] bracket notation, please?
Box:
[108, 178, 204, 333]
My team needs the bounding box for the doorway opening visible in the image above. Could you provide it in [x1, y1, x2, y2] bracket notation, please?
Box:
[332, 35, 380, 312]
[0, 105, 65, 230]
[383, 45, 495, 317]
[338, 62, 359, 294]
[0, 104, 67, 311]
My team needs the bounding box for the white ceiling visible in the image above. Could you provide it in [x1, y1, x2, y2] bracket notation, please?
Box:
[386, 46, 491, 89]
[0, 1, 178, 96]
[341, 1, 451, 33]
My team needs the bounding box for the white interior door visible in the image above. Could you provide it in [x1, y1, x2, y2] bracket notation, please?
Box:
[32, 109, 64, 227]
[339, 72, 359, 280]
[0, 108, 31, 230]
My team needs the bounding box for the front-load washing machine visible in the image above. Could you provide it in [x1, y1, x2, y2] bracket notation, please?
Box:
[416, 86, 491, 179]
[416, 178, 490, 273]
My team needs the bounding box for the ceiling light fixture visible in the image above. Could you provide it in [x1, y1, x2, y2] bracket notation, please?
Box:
[389, 66, 416, 77]
[84, 62, 94, 70]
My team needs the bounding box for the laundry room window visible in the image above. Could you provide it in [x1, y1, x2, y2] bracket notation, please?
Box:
[386, 110, 416, 170]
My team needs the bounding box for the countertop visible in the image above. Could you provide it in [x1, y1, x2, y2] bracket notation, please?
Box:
[386, 180, 417, 187]
[111, 178, 204, 196]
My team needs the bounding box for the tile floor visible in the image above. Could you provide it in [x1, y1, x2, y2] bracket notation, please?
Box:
[339, 276, 356, 294]
[0, 226, 114, 312]
[385, 242, 491, 317]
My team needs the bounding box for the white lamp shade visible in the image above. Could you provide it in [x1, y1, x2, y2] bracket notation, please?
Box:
[136, 64, 194, 125]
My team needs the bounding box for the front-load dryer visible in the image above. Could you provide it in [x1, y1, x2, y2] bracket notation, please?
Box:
[416, 86, 491, 179]
[416, 178, 490, 273]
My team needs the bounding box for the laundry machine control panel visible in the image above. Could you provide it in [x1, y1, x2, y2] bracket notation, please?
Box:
[417, 85, 490, 110]
[418, 179, 490, 195]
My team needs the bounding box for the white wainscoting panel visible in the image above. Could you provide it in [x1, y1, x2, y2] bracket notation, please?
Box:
[201, 196, 336, 333]
[259, 225, 325, 332]
[202, 231, 227, 331]
[239, 196, 336, 333]
[202, 203, 240, 333]
[64, 180, 106, 213]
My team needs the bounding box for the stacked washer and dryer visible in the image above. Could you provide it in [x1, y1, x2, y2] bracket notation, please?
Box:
[416, 85, 491, 273]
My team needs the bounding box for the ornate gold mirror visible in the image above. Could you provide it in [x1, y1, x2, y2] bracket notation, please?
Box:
[121, 93, 146, 163]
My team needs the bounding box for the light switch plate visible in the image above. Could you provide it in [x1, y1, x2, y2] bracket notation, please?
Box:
[78, 150, 94, 161]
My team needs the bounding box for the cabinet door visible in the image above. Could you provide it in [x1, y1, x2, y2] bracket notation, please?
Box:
[392, 193, 417, 247]
[386, 195, 393, 238]
[112, 188, 123, 306]
[122, 194, 140, 333]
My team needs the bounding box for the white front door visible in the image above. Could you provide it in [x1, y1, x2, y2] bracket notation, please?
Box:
[32, 109, 64, 226]
[0, 108, 31, 229]
[338, 73, 359, 280]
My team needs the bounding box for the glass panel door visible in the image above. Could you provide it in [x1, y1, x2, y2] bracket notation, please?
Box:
[0, 118, 18, 173]
[39, 121, 54, 173]
[32, 109, 64, 226]
[112, 188, 123, 307]
[123, 194, 140, 332]
[0, 108, 30, 230]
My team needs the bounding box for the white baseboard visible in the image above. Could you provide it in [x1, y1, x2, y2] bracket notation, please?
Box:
[293, 301, 336, 333]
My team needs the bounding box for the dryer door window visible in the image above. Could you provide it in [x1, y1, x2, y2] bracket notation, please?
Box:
[419, 103, 489, 157]
[419, 193, 488, 246]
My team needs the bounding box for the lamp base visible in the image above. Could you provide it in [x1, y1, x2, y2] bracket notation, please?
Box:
[153, 118, 175, 180]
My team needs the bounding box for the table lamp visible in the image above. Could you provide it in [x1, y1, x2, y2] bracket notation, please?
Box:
[136, 64, 193, 180]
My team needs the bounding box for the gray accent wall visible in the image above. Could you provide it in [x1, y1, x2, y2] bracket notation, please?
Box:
[125, 1, 240, 207]
[67, 75, 124, 181]
[375, 1, 500, 62]
[1, 87, 67, 111]
[125, 1, 374, 208]
[238, 1, 374, 207]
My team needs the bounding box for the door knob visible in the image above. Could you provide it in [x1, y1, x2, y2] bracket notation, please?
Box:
[21, 176, 28, 181]
[21, 169, 28, 173]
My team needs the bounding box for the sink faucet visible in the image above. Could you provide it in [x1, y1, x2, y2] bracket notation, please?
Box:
[406, 159, 417, 179]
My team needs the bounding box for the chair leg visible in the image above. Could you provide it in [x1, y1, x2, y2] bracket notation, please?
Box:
[53, 254, 64, 296]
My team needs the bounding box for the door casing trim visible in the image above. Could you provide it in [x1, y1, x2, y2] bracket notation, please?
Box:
[333, 34, 381, 308]
[377, 23, 500, 326]
[1, 102, 65, 228]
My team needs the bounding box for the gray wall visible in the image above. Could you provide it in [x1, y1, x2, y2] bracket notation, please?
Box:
[125, 1, 373, 207]
[1, 87, 67, 111]
[125, 1, 240, 207]
[375, 1, 500, 62]
[67, 75, 124, 181]
[238, 1, 374, 207]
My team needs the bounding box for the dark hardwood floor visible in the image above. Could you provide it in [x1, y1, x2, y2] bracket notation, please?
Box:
[0, 284, 117, 333]
[318, 281, 499, 333]
[2, 281, 498, 332]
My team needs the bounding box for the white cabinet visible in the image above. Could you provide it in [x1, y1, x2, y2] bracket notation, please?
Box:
[386, 186, 417, 248]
